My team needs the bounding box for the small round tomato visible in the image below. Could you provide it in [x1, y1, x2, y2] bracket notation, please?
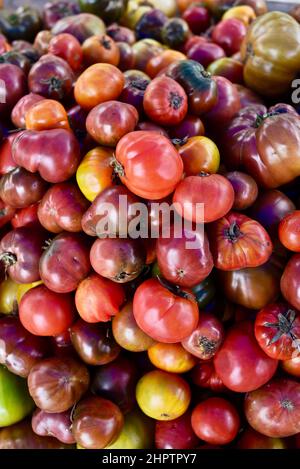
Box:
[25, 99, 70, 131]
[191, 397, 240, 445]
[179, 136, 220, 176]
[226, 171, 258, 210]
[279, 211, 300, 252]
[182, 313, 224, 360]
[212, 18, 247, 56]
[254, 303, 300, 360]
[106, 410, 154, 450]
[155, 411, 199, 449]
[207, 57, 244, 84]
[169, 115, 205, 141]
[74, 63, 124, 110]
[11, 93, 45, 129]
[115, 131, 183, 199]
[82, 34, 120, 66]
[136, 370, 191, 421]
[281, 254, 300, 311]
[187, 41, 225, 69]
[148, 343, 197, 373]
[19, 285, 75, 336]
[281, 356, 300, 378]
[182, 5, 211, 34]
[48, 33, 83, 71]
[133, 278, 199, 343]
[146, 49, 186, 78]
[143, 76, 188, 126]
[75, 273, 125, 323]
[173, 174, 234, 223]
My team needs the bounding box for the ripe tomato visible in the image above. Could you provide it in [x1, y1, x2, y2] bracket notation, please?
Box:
[281, 254, 300, 310]
[74, 63, 124, 110]
[208, 212, 273, 271]
[48, 33, 83, 71]
[214, 321, 278, 392]
[226, 171, 258, 210]
[136, 370, 191, 420]
[82, 34, 120, 66]
[212, 18, 247, 55]
[254, 303, 300, 360]
[75, 273, 125, 323]
[115, 131, 183, 199]
[155, 411, 199, 449]
[0, 278, 41, 314]
[133, 278, 199, 343]
[19, 285, 75, 336]
[179, 136, 220, 176]
[143, 76, 188, 126]
[11, 93, 45, 129]
[207, 57, 244, 84]
[191, 361, 225, 393]
[148, 343, 197, 373]
[191, 397, 240, 445]
[25, 99, 70, 131]
[245, 378, 300, 438]
[173, 174, 234, 223]
[279, 211, 300, 252]
[146, 49, 186, 78]
[237, 427, 286, 449]
[11, 204, 39, 229]
[281, 356, 300, 378]
[182, 313, 224, 360]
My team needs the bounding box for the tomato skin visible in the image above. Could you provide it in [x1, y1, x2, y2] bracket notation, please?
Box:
[107, 24, 136, 45]
[214, 321, 278, 393]
[33, 30, 52, 55]
[281, 356, 300, 378]
[182, 313, 224, 360]
[146, 50, 186, 78]
[133, 278, 199, 343]
[119, 70, 151, 115]
[136, 370, 191, 421]
[19, 285, 75, 336]
[74, 63, 124, 110]
[11, 203, 39, 228]
[31, 408, 75, 445]
[25, 99, 70, 131]
[207, 57, 244, 84]
[226, 171, 258, 210]
[236, 427, 287, 449]
[279, 211, 300, 252]
[0, 134, 20, 176]
[155, 411, 199, 449]
[48, 33, 83, 71]
[187, 41, 225, 68]
[86, 101, 138, 146]
[169, 115, 205, 141]
[244, 378, 300, 438]
[179, 136, 220, 176]
[254, 303, 300, 360]
[212, 18, 247, 55]
[116, 131, 183, 200]
[11, 93, 44, 128]
[191, 397, 240, 445]
[75, 273, 125, 323]
[143, 76, 188, 126]
[191, 361, 225, 392]
[281, 254, 300, 311]
[208, 212, 273, 271]
[173, 174, 234, 224]
[148, 342, 197, 373]
[0, 199, 15, 228]
[204, 76, 241, 126]
[0, 63, 27, 116]
[82, 34, 120, 66]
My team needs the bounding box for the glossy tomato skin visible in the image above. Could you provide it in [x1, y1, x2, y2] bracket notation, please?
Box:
[0, 167, 48, 209]
[212, 18, 247, 55]
[173, 174, 234, 224]
[38, 182, 89, 233]
[143, 76, 188, 126]
[48, 33, 83, 71]
[226, 171, 258, 210]
[119, 70, 150, 115]
[51, 13, 105, 43]
[19, 285, 75, 336]
[255, 303, 300, 360]
[0, 134, 20, 176]
[115, 131, 183, 200]
[244, 378, 300, 438]
[155, 411, 199, 449]
[107, 24, 136, 45]
[11, 93, 44, 128]
[236, 83, 263, 108]
[146, 50, 186, 78]
[182, 313, 224, 360]
[182, 5, 211, 34]
[168, 115, 205, 141]
[82, 34, 119, 67]
[12, 129, 81, 184]
[207, 57, 244, 84]
[191, 397, 240, 445]
[156, 225, 213, 288]
[28, 357, 90, 413]
[204, 76, 241, 126]
[214, 320, 278, 392]
[75, 273, 125, 323]
[86, 101, 138, 146]
[208, 212, 272, 271]
[282, 356, 300, 378]
[187, 41, 225, 68]
[70, 319, 120, 366]
[39, 233, 91, 293]
[25, 99, 70, 131]
[148, 342, 197, 374]
[133, 278, 199, 343]
[11, 203, 39, 228]
[0, 63, 27, 115]
[31, 408, 75, 444]
[0, 227, 47, 284]
[279, 211, 300, 252]
[178, 136, 220, 176]
[191, 361, 225, 392]
[281, 254, 300, 311]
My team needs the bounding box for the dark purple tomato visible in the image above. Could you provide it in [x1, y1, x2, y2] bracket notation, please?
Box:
[182, 5, 211, 35]
[155, 411, 200, 449]
[168, 115, 205, 141]
[0, 167, 48, 209]
[117, 42, 135, 71]
[67, 104, 88, 140]
[135, 9, 167, 41]
[107, 24, 136, 45]
[43, 1, 80, 29]
[119, 70, 151, 115]
[51, 13, 106, 44]
[226, 171, 258, 210]
[31, 408, 75, 444]
[187, 41, 226, 68]
[0, 63, 27, 115]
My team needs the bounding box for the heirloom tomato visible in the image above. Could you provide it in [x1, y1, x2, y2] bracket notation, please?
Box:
[31, 409, 75, 445]
[25, 99, 70, 131]
[146, 50, 186, 78]
[281, 254, 300, 311]
[82, 34, 120, 66]
[182, 313, 224, 360]
[212, 18, 247, 55]
[279, 211, 300, 252]
[11, 93, 44, 128]
[179, 136, 220, 176]
[226, 171, 258, 210]
[0, 167, 48, 209]
[155, 411, 199, 449]
[187, 41, 225, 69]
[237, 427, 286, 450]
[0, 63, 26, 116]
[148, 343, 197, 374]
[0, 421, 71, 449]
[106, 410, 154, 450]
[51, 13, 105, 43]
[207, 57, 244, 84]
[48, 33, 83, 71]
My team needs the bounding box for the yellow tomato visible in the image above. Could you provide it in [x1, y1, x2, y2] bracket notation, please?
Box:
[148, 343, 197, 373]
[136, 370, 191, 420]
[0, 278, 42, 314]
[76, 146, 114, 202]
[222, 5, 256, 25]
[121, 1, 152, 29]
[105, 410, 154, 449]
[179, 136, 220, 176]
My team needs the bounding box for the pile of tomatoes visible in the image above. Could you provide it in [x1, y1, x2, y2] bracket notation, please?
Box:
[0, 0, 300, 451]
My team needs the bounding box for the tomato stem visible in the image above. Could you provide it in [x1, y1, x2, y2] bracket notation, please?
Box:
[156, 275, 195, 302]
[0, 252, 17, 268]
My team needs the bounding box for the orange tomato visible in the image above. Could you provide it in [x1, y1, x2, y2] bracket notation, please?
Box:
[146, 50, 186, 78]
[132, 39, 165, 72]
[82, 34, 120, 66]
[148, 343, 197, 373]
[179, 136, 220, 176]
[25, 99, 70, 131]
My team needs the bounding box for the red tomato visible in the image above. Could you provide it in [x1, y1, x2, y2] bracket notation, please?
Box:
[191, 361, 225, 393]
[115, 131, 183, 199]
[133, 278, 199, 343]
[19, 285, 75, 336]
[212, 18, 247, 55]
[75, 274, 125, 323]
[48, 33, 83, 71]
[208, 212, 273, 271]
[143, 76, 188, 126]
[214, 321, 278, 392]
[0, 199, 15, 228]
[254, 303, 300, 360]
[281, 356, 300, 378]
[281, 254, 300, 310]
[279, 211, 300, 252]
[181, 313, 224, 360]
[155, 411, 199, 449]
[173, 174, 234, 223]
[11, 204, 39, 228]
[191, 397, 240, 445]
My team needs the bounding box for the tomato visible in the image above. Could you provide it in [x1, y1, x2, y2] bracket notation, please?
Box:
[79, 0, 127, 23]
[107, 24, 136, 45]
[191, 397, 240, 445]
[0, 64, 26, 116]
[237, 427, 287, 449]
[115, 131, 183, 200]
[146, 50, 186, 78]
[192, 276, 216, 309]
[75, 273, 125, 323]
[207, 57, 244, 84]
[244, 378, 300, 438]
[11, 203, 39, 228]
[135, 9, 167, 42]
[209, 212, 272, 271]
[254, 303, 300, 360]
[25, 99, 70, 131]
[82, 34, 120, 66]
[223, 5, 256, 25]
[179, 136, 220, 176]
[136, 370, 191, 420]
[33, 30, 53, 55]
[226, 171, 258, 210]
[0, 365, 34, 428]
[182, 5, 211, 34]
[0, 167, 47, 210]
[187, 41, 225, 68]
[214, 321, 278, 393]
[116, 42, 135, 71]
[173, 174, 234, 224]
[279, 211, 300, 252]
[143, 76, 188, 126]
[106, 410, 154, 449]
[51, 13, 105, 43]
[133, 278, 199, 343]
[32, 408, 75, 445]
[156, 225, 213, 288]
[148, 343, 197, 373]
[182, 313, 224, 360]
[48, 33, 83, 71]
[11, 93, 44, 128]
[86, 101, 138, 146]
[132, 39, 165, 72]
[0, 277, 41, 314]
[281, 254, 300, 311]
[212, 18, 247, 55]
[155, 411, 199, 449]
[281, 356, 300, 378]
[112, 301, 155, 352]
[161, 18, 189, 48]
[19, 285, 75, 336]
[74, 63, 124, 110]
[191, 361, 225, 392]
[119, 70, 151, 115]
[241, 12, 300, 97]
[169, 115, 205, 141]
[236, 83, 263, 107]
[204, 76, 241, 126]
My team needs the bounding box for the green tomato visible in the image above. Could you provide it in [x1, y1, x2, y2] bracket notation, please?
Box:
[0, 366, 34, 427]
[106, 409, 154, 449]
